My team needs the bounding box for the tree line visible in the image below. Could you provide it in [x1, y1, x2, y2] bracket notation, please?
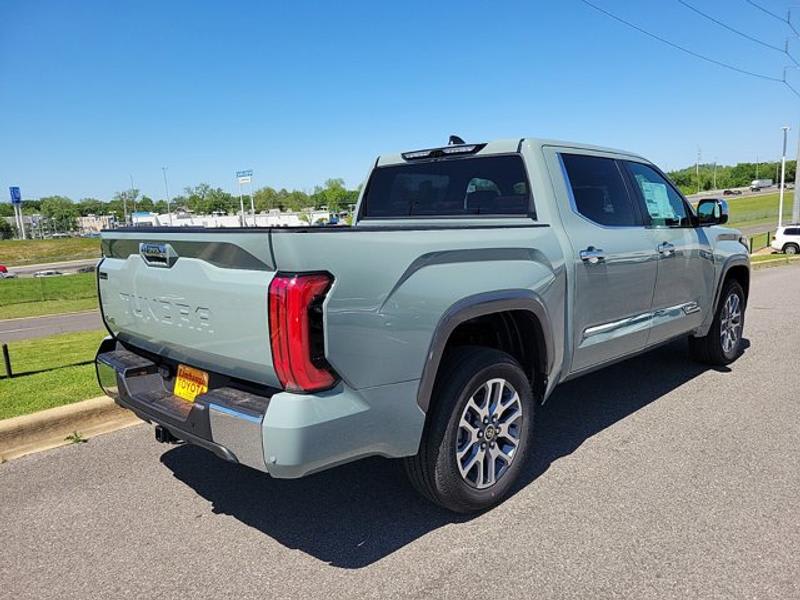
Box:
[667, 160, 796, 195]
[0, 178, 360, 233]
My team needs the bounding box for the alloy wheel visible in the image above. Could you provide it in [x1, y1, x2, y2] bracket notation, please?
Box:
[455, 378, 523, 489]
[720, 292, 743, 355]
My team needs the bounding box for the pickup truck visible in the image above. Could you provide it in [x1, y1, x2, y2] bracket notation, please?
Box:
[95, 138, 750, 513]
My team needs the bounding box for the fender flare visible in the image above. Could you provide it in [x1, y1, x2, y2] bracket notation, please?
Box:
[698, 254, 750, 335]
[416, 289, 555, 412]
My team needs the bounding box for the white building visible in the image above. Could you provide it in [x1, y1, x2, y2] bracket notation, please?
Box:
[131, 209, 331, 228]
[77, 214, 116, 233]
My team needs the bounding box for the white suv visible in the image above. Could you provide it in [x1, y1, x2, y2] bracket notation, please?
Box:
[771, 225, 800, 255]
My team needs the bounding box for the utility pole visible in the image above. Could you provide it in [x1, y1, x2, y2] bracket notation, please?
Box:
[696, 147, 701, 194]
[713, 157, 718, 190]
[129, 174, 137, 215]
[162, 167, 173, 226]
[794, 126, 800, 224]
[780, 126, 790, 228]
[755, 155, 759, 179]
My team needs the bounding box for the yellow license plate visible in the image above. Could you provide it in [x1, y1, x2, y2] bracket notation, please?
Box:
[173, 364, 209, 403]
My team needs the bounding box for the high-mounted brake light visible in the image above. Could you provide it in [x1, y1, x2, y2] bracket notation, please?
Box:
[401, 143, 486, 161]
[269, 273, 337, 392]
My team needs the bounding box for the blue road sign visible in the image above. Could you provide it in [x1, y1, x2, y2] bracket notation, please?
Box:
[9, 186, 21, 205]
[236, 169, 253, 178]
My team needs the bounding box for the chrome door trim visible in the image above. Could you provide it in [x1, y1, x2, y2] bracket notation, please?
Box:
[583, 312, 652, 340]
[582, 301, 701, 342]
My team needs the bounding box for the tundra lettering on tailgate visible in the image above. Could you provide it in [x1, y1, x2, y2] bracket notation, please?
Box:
[118, 292, 213, 333]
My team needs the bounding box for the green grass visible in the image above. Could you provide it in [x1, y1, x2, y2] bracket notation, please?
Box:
[0, 238, 100, 266]
[0, 297, 98, 320]
[711, 192, 795, 230]
[0, 272, 97, 320]
[0, 330, 107, 420]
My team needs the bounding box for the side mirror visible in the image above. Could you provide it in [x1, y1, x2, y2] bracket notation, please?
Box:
[697, 198, 729, 226]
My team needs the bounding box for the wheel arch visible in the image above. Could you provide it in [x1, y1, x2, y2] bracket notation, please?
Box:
[416, 290, 554, 413]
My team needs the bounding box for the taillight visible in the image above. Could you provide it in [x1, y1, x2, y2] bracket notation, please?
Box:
[268, 273, 336, 392]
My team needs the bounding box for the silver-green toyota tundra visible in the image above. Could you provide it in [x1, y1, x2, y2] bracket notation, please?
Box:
[95, 138, 749, 512]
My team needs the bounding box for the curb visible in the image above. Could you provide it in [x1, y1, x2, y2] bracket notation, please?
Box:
[0, 396, 141, 463]
[751, 257, 800, 270]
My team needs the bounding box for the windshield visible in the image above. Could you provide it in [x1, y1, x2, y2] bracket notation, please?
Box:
[361, 155, 532, 218]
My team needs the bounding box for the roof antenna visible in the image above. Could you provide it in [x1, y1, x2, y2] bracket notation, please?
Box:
[448, 135, 465, 145]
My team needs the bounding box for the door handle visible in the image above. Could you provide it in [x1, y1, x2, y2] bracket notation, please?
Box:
[657, 242, 675, 257]
[579, 247, 606, 264]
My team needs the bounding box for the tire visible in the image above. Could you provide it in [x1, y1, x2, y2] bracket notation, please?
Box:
[404, 346, 534, 513]
[784, 243, 799, 255]
[689, 279, 746, 366]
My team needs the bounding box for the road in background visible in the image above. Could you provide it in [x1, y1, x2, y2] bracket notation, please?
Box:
[7, 258, 100, 277]
[1, 265, 798, 600]
[0, 311, 102, 342]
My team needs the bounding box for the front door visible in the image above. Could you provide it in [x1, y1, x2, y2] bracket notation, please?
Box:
[553, 150, 659, 373]
[622, 160, 715, 345]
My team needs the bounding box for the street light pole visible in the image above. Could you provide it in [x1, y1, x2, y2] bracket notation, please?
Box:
[162, 167, 173, 226]
[780, 126, 790, 228]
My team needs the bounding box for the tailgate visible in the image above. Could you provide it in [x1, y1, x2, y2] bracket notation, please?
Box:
[98, 230, 279, 387]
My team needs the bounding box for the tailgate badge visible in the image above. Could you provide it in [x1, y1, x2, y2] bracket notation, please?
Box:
[139, 242, 178, 268]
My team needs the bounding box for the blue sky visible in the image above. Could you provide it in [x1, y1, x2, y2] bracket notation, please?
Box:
[2, 0, 800, 201]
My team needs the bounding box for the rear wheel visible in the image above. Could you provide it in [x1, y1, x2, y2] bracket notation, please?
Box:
[689, 279, 745, 366]
[784, 243, 799, 255]
[404, 346, 534, 513]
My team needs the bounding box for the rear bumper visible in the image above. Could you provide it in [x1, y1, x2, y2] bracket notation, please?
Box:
[95, 338, 425, 478]
[96, 339, 267, 470]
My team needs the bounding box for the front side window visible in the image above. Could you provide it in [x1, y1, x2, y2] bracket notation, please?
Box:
[561, 154, 640, 226]
[361, 155, 532, 218]
[625, 161, 691, 227]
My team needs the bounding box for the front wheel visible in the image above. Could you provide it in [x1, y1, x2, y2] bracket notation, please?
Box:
[404, 346, 534, 513]
[689, 279, 746, 366]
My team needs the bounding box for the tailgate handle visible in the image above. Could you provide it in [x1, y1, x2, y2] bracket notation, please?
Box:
[139, 242, 178, 268]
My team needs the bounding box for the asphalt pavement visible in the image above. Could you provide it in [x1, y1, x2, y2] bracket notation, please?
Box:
[1, 265, 799, 599]
[7, 258, 100, 277]
[0, 310, 103, 342]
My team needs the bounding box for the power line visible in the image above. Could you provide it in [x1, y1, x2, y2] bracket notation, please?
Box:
[785, 79, 800, 98]
[678, 0, 783, 52]
[578, 0, 783, 82]
[745, 0, 786, 23]
[789, 9, 800, 37]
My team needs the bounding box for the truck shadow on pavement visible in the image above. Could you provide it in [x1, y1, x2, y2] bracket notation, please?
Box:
[160, 338, 748, 569]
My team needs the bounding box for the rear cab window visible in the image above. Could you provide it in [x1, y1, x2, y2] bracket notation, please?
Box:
[360, 155, 533, 218]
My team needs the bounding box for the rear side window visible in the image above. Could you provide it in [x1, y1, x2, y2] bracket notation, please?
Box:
[561, 154, 640, 226]
[361, 155, 532, 218]
[786, 227, 800, 236]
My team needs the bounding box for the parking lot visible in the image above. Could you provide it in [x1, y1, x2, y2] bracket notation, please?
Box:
[1, 264, 798, 600]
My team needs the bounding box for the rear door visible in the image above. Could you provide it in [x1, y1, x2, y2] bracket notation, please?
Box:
[98, 231, 279, 387]
[552, 150, 659, 373]
[621, 160, 714, 345]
